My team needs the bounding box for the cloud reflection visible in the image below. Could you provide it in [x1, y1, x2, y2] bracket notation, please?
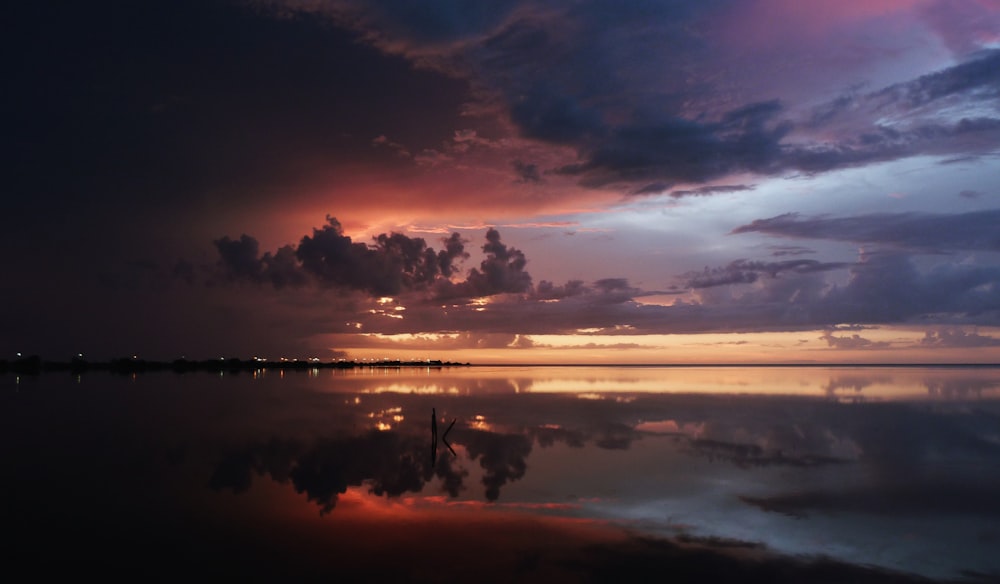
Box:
[10, 366, 999, 579]
[209, 431, 470, 513]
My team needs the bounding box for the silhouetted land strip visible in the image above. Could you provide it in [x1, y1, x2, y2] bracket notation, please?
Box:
[0, 355, 470, 375]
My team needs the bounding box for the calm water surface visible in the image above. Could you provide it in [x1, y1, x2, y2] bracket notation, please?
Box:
[4, 366, 999, 582]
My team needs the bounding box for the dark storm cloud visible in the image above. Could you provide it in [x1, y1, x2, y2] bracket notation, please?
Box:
[298, 218, 457, 295]
[552, 101, 793, 187]
[285, 1, 1000, 189]
[2, 0, 479, 359]
[321, 3, 1000, 189]
[435, 227, 533, 299]
[215, 235, 265, 282]
[685, 259, 848, 289]
[667, 184, 755, 199]
[468, 227, 532, 293]
[214, 235, 309, 289]
[732, 209, 1000, 252]
[214, 216, 469, 296]
[5, 0, 469, 217]
[266, 1, 816, 188]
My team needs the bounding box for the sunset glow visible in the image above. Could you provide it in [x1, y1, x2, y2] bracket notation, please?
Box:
[5, 0, 1000, 364]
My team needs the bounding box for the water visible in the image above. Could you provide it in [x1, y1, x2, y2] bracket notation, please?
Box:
[3, 366, 999, 582]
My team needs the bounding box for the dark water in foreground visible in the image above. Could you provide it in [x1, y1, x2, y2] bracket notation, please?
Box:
[3, 366, 999, 583]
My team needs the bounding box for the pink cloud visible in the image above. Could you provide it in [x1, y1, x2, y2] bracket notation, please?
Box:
[714, 0, 928, 50]
[920, 0, 1000, 55]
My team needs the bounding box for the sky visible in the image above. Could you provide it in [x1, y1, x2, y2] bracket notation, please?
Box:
[5, 0, 1000, 363]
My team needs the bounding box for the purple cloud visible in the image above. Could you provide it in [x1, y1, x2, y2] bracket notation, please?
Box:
[920, 329, 1000, 348]
[685, 259, 848, 289]
[732, 210, 1000, 252]
[820, 331, 891, 350]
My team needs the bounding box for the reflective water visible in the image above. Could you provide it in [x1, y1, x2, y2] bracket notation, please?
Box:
[4, 366, 999, 582]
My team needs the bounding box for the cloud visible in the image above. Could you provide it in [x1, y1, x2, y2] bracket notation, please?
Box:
[214, 235, 310, 289]
[822, 373, 891, 399]
[674, 248, 1000, 332]
[511, 159, 542, 183]
[296, 217, 470, 295]
[925, 376, 1000, 399]
[247, 3, 1000, 198]
[732, 209, 1000, 252]
[437, 227, 533, 299]
[807, 49, 1000, 128]
[210, 428, 523, 513]
[920, 328, 1000, 348]
[341, 251, 1000, 338]
[820, 251, 1000, 324]
[529, 425, 586, 449]
[537, 35, 997, 188]
[593, 422, 640, 450]
[212, 221, 538, 304]
[207, 211, 1000, 342]
[785, 117, 1000, 175]
[215, 216, 471, 297]
[687, 438, 848, 469]
[685, 259, 848, 289]
[920, 1, 1000, 56]
[768, 245, 816, 257]
[667, 184, 755, 199]
[534, 279, 588, 300]
[820, 330, 891, 350]
[871, 48, 1000, 110]
[461, 430, 532, 501]
[552, 100, 793, 188]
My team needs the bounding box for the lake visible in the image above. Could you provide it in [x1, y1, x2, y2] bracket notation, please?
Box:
[3, 365, 999, 582]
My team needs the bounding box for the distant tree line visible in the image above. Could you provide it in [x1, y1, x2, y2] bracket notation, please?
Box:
[0, 355, 467, 375]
